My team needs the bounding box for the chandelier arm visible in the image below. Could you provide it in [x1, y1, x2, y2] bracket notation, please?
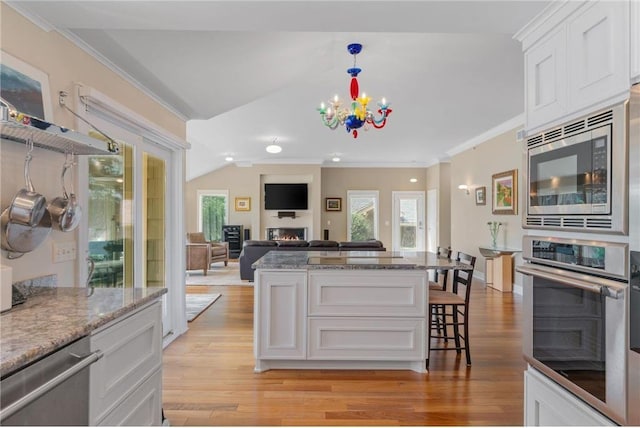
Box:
[369, 109, 390, 125]
[322, 115, 340, 129]
[326, 120, 340, 130]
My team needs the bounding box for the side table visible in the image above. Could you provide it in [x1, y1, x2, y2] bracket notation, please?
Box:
[478, 246, 521, 292]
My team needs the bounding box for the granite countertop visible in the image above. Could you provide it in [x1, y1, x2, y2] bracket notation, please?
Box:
[252, 250, 473, 271]
[0, 286, 167, 378]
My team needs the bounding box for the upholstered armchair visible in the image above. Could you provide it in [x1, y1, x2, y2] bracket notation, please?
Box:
[186, 232, 229, 275]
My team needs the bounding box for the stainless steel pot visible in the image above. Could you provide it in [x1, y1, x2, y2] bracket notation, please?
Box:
[48, 158, 82, 232]
[8, 146, 47, 228]
[1, 208, 52, 258]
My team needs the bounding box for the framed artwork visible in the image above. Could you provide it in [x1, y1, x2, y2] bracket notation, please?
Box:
[475, 186, 486, 206]
[0, 51, 53, 121]
[492, 169, 517, 215]
[235, 197, 251, 211]
[325, 197, 342, 211]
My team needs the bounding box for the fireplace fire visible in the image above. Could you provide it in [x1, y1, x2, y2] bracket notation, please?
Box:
[266, 227, 307, 240]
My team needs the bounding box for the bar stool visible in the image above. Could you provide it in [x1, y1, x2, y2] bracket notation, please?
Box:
[427, 251, 476, 368]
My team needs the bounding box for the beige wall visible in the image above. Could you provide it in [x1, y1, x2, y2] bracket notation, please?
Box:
[450, 126, 525, 286]
[186, 166, 427, 248]
[0, 4, 186, 284]
[320, 167, 427, 245]
[185, 164, 322, 241]
[426, 162, 452, 249]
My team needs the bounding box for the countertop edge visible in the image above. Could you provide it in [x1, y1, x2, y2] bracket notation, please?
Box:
[1, 288, 166, 378]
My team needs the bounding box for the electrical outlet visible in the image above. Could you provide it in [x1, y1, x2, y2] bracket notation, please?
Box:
[52, 241, 77, 263]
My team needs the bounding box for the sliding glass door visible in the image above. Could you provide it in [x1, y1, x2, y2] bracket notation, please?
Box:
[82, 126, 174, 336]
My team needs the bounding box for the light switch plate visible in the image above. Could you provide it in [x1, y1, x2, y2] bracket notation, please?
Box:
[53, 241, 77, 263]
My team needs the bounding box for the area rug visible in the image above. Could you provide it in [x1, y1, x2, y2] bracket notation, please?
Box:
[186, 261, 252, 286]
[186, 293, 221, 322]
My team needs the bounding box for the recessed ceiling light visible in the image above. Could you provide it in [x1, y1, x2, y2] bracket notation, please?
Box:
[225, 156, 234, 162]
[410, 178, 417, 183]
[332, 156, 341, 162]
[266, 144, 282, 154]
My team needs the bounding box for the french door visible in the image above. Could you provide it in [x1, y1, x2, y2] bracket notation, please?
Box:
[392, 191, 425, 252]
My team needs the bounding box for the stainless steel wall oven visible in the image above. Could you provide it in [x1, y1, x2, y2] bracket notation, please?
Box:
[518, 236, 629, 425]
[524, 102, 628, 234]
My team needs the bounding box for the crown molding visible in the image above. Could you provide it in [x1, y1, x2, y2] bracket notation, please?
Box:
[5, 2, 55, 32]
[57, 28, 189, 122]
[321, 161, 431, 168]
[513, 0, 585, 51]
[446, 113, 524, 158]
[7, 1, 189, 121]
[6, 4, 191, 123]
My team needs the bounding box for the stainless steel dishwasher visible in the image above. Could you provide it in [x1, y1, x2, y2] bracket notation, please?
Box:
[0, 336, 102, 425]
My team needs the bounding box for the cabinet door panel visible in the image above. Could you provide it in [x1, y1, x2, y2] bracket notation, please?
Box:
[308, 271, 426, 317]
[97, 370, 162, 426]
[256, 271, 307, 359]
[525, 26, 567, 130]
[90, 302, 162, 423]
[567, 1, 629, 111]
[308, 317, 425, 361]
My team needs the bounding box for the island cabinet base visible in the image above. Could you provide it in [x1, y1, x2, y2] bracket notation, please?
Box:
[254, 269, 429, 373]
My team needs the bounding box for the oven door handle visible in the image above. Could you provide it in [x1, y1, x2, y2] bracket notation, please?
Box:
[517, 265, 625, 299]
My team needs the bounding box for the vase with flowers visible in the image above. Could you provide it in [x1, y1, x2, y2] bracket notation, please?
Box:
[487, 221, 502, 248]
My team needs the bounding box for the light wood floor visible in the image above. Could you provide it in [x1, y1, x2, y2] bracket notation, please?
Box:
[163, 282, 525, 426]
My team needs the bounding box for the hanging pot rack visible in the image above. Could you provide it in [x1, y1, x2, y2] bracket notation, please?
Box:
[0, 93, 119, 156]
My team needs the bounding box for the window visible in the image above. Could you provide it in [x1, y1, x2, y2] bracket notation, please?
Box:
[347, 190, 379, 241]
[198, 190, 229, 242]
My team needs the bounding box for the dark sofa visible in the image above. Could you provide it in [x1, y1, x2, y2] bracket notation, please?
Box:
[238, 239, 386, 281]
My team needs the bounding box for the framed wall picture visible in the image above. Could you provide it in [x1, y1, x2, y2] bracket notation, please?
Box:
[325, 197, 342, 211]
[475, 186, 486, 206]
[235, 197, 251, 211]
[0, 51, 53, 121]
[492, 169, 517, 215]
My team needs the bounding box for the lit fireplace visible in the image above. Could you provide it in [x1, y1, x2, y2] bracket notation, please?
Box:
[266, 227, 307, 240]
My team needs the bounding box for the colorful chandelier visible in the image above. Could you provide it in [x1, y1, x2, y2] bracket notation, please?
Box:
[317, 43, 392, 138]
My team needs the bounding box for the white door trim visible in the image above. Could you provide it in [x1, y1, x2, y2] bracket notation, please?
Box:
[73, 89, 187, 347]
[391, 191, 425, 251]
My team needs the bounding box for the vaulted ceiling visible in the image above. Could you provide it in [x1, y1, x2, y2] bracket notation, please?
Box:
[8, 1, 550, 179]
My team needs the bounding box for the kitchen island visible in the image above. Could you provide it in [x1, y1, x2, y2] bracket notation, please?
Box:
[252, 251, 471, 373]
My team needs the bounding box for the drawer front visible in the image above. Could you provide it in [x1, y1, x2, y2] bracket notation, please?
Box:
[90, 301, 162, 423]
[308, 317, 425, 361]
[97, 369, 162, 426]
[308, 271, 426, 317]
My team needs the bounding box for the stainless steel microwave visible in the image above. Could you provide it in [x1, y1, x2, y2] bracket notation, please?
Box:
[524, 102, 628, 234]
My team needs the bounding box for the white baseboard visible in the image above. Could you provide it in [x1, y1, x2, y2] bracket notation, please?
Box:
[474, 271, 523, 296]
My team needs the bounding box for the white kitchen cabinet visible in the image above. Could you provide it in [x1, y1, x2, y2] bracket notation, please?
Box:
[632, 0, 640, 83]
[517, 0, 631, 134]
[524, 367, 615, 426]
[524, 26, 567, 130]
[567, 1, 629, 112]
[90, 300, 163, 426]
[254, 270, 307, 360]
[308, 317, 425, 361]
[97, 370, 162, 426]
[308, 270, 426, 317]
[307, 270, 426, 361]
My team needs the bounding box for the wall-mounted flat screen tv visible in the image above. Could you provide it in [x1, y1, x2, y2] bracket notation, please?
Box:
[264, 183, 308, 210]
